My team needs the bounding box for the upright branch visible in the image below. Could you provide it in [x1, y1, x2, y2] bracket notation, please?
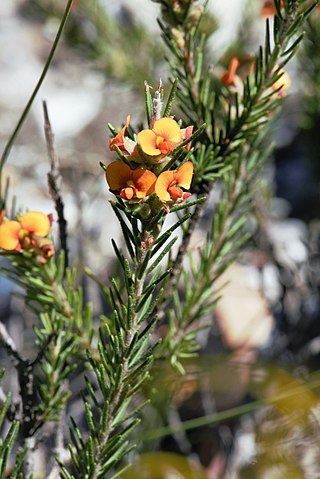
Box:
[43, 100, 69, 269]
[60, 84, 205, 478]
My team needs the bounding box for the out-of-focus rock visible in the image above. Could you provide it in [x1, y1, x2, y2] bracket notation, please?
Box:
[215, 263, 274, 351]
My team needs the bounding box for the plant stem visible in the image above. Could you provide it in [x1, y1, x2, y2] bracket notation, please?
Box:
[93, 245, 149, 478]
[0, 0, 74, 208]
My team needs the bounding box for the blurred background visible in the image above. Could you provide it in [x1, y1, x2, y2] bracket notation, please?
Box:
[1, 1, 320, 478]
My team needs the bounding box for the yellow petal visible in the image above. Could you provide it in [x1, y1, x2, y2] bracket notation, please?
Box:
[152, 118, 181, 143]
[0, 221, 21, 250]
[175, 162, 193, 189]
[138, 129, 160, 156]
[19, 211, 50, 237]
[155, 171, 175, 202]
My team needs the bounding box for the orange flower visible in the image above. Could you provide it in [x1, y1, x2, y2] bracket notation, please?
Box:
[109, 115, 131, 151]
[106, 161, 157, 200]
[261, 1, 284, 16]
[155, 162, 194, 202]
[0, 220, 21, 250]
[138, 118, 182, 158]
[19, 211, 51, 237]
[221, 57, 240, 87]
[0, 211, 53, 256]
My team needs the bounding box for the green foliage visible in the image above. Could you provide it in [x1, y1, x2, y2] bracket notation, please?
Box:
[152, 0, 319, 369]
[0, 371, 26, 478]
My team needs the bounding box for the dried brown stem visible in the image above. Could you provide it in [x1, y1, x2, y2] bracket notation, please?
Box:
[43, 100, 69, 269]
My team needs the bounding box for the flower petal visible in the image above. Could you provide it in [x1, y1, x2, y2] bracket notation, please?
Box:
[109, 115, 131, 151]
[155, 171, 175, 202]
[138, 129, 160, 156]
[175, 162, 194, 189]
[221, 57, 240, 86]
[180, 125, 194, 150]
[106, 162, 132, 190]
[132, 168, 157, 197]
[152, 118, 181, 143]
[0, 221, 21, 250]
[19, 211, 50, 237]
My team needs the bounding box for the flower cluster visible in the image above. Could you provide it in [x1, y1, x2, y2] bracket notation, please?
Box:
[106, 115, 194, 205]
[0, 211, 54, 263]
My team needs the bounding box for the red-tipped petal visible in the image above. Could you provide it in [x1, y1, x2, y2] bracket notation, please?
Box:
[109, 115, 131, 151]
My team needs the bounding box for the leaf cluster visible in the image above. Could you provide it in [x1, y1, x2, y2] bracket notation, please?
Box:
[153, 0, 319, 368]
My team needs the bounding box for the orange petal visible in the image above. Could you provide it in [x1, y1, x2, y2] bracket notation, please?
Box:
[0, 221, 21, 250]
[221, 57, 240, 86]
[168, 185, 183, 199]
[158, 140, 175, 155]
[175, 162, 194, 189]
[109, 115, 131, 151]
[106, 161, 132, 190]
[152, 118, 181, 143]
[138, 129, 161, 156]
[19, 211, 50, 237]
[120, 187, 135, 200]
[261, 0, 284, 16]
[132, 168, 157, 197]
[155, 171, 175, 202]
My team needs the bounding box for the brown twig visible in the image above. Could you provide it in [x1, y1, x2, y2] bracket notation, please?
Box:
[0, 323, 54, 437]
[43, 100, 69, 269]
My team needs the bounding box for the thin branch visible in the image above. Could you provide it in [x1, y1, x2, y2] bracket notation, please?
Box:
[0, 322, 23, 366]
[43, 100, 69, 269]
[0, 0, 75, 209]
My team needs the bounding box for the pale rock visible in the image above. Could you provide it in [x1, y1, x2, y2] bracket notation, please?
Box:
[215, 263, 274, 351]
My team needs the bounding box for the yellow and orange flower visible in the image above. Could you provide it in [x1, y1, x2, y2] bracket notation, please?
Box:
[106, 161, 157, 200]
[109, 115, 131, 151]
[138, 118, 182, 159]
[0, 211, 53, 261]
[155, 162, 194, 202]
